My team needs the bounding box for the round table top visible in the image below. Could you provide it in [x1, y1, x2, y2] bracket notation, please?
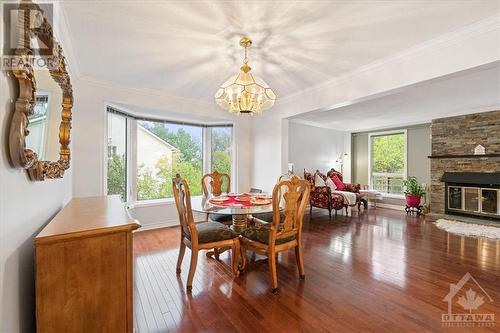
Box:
[190, 196, 274, 216]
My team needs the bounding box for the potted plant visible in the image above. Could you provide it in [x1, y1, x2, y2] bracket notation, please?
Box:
[402, 176, 426, 207]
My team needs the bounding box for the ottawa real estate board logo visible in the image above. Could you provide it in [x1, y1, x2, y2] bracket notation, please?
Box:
[442, 272, 495, 328]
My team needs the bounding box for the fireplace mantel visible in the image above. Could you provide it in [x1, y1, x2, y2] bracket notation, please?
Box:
[428, 154, 500, 159]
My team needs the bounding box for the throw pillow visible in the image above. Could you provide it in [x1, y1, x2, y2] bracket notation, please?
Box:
[325, 177, 337, 192]
[332, 175, 346, 191]
[314, 174, 326, 187]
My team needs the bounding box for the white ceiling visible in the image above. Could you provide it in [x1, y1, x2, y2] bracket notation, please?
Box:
[61, 0, 499, 102]
[290, 62, 500, 131]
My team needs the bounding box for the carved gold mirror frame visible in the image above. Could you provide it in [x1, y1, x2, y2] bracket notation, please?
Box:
[9, 0, 73, 181]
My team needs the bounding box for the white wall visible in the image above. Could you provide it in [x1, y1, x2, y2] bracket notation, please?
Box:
[0, 41, 72, 333]
[288, 122, 345, 177]
[72, 79, 253, 229]
[250, 115, 284, 192]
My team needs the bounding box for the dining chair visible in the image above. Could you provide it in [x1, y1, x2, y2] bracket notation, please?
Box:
[239, 175, 311, 292]
[172, 174, 240, 292]
[201, 171, 232, 225]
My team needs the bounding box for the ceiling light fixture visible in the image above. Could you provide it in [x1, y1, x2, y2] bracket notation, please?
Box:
[215, 36, 276, 115]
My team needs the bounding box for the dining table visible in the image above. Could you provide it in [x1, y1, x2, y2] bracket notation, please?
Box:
[191, 194, 275, 233]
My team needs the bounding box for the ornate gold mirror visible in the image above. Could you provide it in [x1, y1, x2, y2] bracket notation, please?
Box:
[9, 0, 73, 181]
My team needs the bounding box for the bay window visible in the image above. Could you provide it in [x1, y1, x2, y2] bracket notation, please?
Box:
[105, 107, 234, 203]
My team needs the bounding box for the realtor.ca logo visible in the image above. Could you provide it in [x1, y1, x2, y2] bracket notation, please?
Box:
[442, 272, 495, 328]
[2, 2, 54, 70]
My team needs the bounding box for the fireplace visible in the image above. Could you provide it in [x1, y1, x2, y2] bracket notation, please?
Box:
[442, 172, 500, 220]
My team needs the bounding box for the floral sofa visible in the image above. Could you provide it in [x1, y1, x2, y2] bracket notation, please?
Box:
[304, 168, 364, 217]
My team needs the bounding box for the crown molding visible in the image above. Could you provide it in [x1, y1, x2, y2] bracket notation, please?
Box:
[76, 76, 216, 108]
[278, 15, 500, 104]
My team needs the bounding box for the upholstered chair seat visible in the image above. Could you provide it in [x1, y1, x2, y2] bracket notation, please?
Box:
[241, 224, 295, 245]
[188, 221, 238, 244]
[250, 212, 284, 224]
[208, 213, 233, 225]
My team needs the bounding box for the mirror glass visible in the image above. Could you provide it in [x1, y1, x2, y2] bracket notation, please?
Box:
[25, 67, 62, 161]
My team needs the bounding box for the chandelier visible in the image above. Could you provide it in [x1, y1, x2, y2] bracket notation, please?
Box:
[215, 36, 276, 114]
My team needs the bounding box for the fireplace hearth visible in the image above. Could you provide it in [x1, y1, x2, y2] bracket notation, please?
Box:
[442, 172, 500, 220]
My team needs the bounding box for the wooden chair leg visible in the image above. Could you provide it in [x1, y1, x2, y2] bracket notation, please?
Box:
[328, 208, 332, 218]
[176, 240, 186, 274]
[214, 248, 220, 260]
[268, 250, 278, 292]
[295, 244, 305, 279]
[187, 249, 198, 292]
[239, 242, 247, 272]
[231, 239, 240, 277]
[309, 204, 312, 216]
[345, 206, 348, 216]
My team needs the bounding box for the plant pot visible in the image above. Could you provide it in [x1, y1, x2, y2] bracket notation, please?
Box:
[405, 194, 421, 208]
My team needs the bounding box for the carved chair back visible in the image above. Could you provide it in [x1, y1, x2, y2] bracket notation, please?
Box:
[202, 171, 230, 197]
[172, 174, 197, 242]
[327, 168, 343, 181]
[269, 175, 310, 245]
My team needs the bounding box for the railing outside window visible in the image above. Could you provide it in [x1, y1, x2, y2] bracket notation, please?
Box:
[371, 173, 404, 194]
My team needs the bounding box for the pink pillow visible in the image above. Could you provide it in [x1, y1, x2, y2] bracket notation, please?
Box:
[331, 175, 346, 191]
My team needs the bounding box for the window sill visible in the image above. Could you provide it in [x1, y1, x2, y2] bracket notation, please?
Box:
[128, 196, 204, 208]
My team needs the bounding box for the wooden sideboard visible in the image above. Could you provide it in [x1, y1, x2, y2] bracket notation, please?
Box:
[34, 195, 141, 333]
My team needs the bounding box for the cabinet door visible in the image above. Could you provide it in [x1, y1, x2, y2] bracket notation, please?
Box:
[36, 232, 128, 333]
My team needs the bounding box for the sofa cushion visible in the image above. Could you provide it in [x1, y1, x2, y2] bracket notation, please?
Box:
[325, 177, 337, 192]
[241, 224, 295, 245]
[314, 173, 326, 187]
[332, 175, 346, 191]
[187, 221, 238, 244]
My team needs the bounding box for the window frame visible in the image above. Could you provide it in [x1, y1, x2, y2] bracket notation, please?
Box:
[104, 110, 129, 202]
[104, 106, 236, 206]
[367, 129, 407, 198]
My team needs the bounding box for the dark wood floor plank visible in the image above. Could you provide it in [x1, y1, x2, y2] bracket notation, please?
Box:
[133, 208, 500, 332]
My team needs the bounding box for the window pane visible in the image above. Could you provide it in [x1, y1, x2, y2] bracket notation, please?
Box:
[137, 120, 203, 200]
[371, 133, 405, 194]
[211, 127, 232, 174]
[107, 112, 127, 201]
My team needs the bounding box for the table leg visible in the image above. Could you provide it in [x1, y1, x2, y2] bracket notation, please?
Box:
[232, 214, 248, 233]
[206, 214, 248, 260]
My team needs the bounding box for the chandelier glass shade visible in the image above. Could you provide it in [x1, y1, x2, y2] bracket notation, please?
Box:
[215, 36, 276, 114]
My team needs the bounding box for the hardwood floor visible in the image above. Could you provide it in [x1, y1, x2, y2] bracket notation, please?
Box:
[133, 208, 500, 332]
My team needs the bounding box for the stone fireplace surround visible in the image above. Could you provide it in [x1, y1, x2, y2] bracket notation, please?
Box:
[429, 110, 500, 216]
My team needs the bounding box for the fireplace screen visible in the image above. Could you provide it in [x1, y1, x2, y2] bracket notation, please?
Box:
[448, 187, 462, 210]
[482, 189, 498, 215]
[447, 185, 499, 218]
[464, 188, 479, 212]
